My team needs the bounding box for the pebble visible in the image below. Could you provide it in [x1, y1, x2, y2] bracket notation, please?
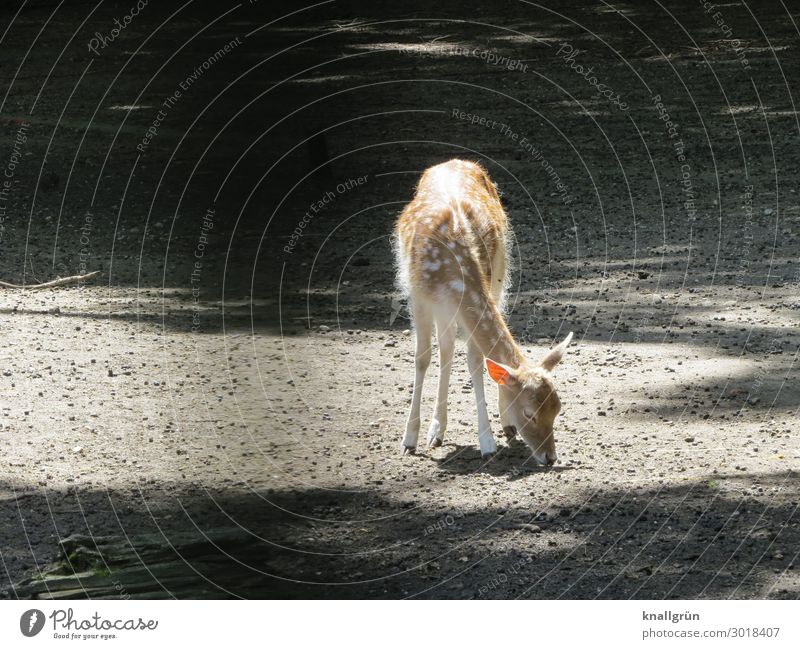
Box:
[512, 522, 542, 533]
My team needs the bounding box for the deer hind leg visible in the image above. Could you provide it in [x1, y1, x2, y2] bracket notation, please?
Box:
[466, 339, 497, 459]
[401, 296, 433, 454]
[427, 312, 456, 448]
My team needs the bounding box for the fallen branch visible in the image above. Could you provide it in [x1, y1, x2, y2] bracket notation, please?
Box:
[0, 270, 101, 290]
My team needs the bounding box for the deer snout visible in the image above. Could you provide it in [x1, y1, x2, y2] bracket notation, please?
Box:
[532, 449, 557, 466]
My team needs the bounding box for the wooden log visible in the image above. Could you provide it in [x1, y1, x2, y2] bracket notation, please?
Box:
[13, 527, 275, 599]
[0, 270, 101, 290]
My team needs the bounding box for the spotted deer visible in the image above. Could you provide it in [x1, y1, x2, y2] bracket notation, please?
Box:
[394, 159, 573, 463]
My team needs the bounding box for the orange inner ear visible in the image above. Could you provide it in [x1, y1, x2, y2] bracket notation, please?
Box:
[486, 359, 511, 385]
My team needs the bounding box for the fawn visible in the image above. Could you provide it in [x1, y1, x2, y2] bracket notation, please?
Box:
[394, 159, 572, 463]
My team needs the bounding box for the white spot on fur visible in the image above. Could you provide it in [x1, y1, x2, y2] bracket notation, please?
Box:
[450, 279, 465, 292]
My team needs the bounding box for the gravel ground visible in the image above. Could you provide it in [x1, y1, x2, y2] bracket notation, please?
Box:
[0, 0, 799, 598]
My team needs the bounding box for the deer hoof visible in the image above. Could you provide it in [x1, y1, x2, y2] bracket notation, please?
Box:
[402, 446, 416, 456]
[428, 438, 442, 449]
[481, 451, 495, 461]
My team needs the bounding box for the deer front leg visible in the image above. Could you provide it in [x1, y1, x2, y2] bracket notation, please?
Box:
[402, 305, 432, 454]
[427, 318, 456, 448]
[467, 340, 497, 459]
[499, 388, 517, 441]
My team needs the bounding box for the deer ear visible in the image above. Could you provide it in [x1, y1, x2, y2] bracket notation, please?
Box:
[539, 331, 573, 371]
[486, 358, 517, 385]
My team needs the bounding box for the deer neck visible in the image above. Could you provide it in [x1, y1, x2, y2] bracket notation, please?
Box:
[467, 299, 523, 368]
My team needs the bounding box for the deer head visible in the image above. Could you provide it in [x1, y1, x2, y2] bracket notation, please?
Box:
[486, 332, 573, 465]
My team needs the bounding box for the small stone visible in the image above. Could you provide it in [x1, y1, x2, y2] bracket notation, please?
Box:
[515, 523, 541, 533]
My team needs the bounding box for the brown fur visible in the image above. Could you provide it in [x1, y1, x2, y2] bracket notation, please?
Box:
[395, 159, 572, 463]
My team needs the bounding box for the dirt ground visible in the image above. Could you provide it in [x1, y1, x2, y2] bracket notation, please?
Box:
[1, 0, 799, 598]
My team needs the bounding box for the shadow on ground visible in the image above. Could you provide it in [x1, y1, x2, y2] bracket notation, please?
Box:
[2, 469, 797, 599]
